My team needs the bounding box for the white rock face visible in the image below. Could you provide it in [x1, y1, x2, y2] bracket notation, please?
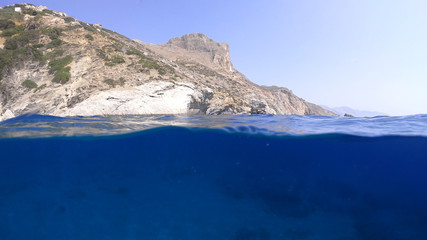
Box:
[0, 110, 15, 122]
[58, 81, 196, 116]
[25, 4, 48, 12]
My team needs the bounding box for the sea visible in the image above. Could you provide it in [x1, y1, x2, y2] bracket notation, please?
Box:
[0, 114, 426, 240]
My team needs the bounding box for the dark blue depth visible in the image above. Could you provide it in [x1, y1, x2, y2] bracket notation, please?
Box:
[0, 127, 427, 239]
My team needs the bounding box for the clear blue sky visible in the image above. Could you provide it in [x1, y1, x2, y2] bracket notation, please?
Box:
[4, 0, 427, 115]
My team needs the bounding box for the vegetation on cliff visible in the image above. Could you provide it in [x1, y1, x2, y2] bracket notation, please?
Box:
[49, 55, 72, 83]
[21, 79, 37, 88]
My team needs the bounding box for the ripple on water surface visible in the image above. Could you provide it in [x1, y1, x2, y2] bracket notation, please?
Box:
[0, 114, 426, 138]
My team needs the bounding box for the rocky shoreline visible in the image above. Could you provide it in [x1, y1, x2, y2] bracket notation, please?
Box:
[0, 4, 336, 121]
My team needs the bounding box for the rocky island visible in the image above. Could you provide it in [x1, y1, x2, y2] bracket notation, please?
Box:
[0, 4, 335, 121]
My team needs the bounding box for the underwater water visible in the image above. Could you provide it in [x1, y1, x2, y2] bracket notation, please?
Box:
[0, 114, 426, 240]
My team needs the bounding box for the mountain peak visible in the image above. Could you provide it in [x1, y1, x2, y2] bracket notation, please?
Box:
[166, 33, 233, 72]
[167, 33, 227, 52]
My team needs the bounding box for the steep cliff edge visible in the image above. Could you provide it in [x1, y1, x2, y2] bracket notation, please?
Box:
[0, 4, 335, 121]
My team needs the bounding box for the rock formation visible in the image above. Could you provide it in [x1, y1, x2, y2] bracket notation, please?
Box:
[0, 4, 335, 121]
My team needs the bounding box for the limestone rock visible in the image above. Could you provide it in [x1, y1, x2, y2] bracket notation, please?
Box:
[0, 109, 15, 122]
[59, 81, 197, 116]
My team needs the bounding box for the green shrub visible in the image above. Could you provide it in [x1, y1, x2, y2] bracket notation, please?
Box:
[103, 43, 123, 53]
[119, 77, 125, 86]
[65, 25, 81, 31]
[139, 59, 157, 69]
[139, 57, 173, 75]
[96, 49, 106, 59]
[112, 43, 123, 52]
[4, 38, 18, 50]
[13, 46, 44, 63]
[52, 67, 71, 84]
[0, 29, 45, 71]
[42, 9, 54, 15]
[22, 80, 38, 89]
[85, 34, 94, 41]
[46, 50, 64, 59]
[158, 68, 166, 75]
[104, 56, 125, 66]
[29, 46, 45, 63]
[49, 55, 72, 73]
[164, 65, 175, 73]
[42, 27, 62, 40]
[23, 9, 38, 16]
[0, 19, 15, 30]
[0, 7, 22, 21]
[64, 17, 74, 23]
[4, 29, 41, 50]
[49, 55, 72, 84]
[126, 49, 143, 56]
[0, 49, 14, 69]
[15, 29, 40, 44]
[1, 24, 25, 37]
[103, 78, 125, 88]
[47, 38, 62, 48]
[20, 29, 41, 40]
[81, 22, 96, 32]
[110, 57, 125, 64]
[33, 43, 44, 48]
[103, 78, 115, 87]
[34, 83, 46, 92]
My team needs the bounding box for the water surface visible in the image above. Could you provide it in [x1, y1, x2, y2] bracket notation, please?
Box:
[0, 114, 426, 240]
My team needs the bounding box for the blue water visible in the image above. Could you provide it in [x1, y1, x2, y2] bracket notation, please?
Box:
[0, 114, 426, 239]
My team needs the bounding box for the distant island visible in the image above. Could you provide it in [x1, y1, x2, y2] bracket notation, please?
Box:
[0, 4, 336, 121]
[321, 106, 387, 117]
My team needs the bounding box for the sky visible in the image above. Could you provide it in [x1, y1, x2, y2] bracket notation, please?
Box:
[3, 0, 427, 115]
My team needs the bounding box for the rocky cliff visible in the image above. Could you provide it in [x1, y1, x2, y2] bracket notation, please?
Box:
[0, 4, 335, 121]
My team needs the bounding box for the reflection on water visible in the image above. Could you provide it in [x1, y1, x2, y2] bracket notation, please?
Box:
[0, 114, 426, 138]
